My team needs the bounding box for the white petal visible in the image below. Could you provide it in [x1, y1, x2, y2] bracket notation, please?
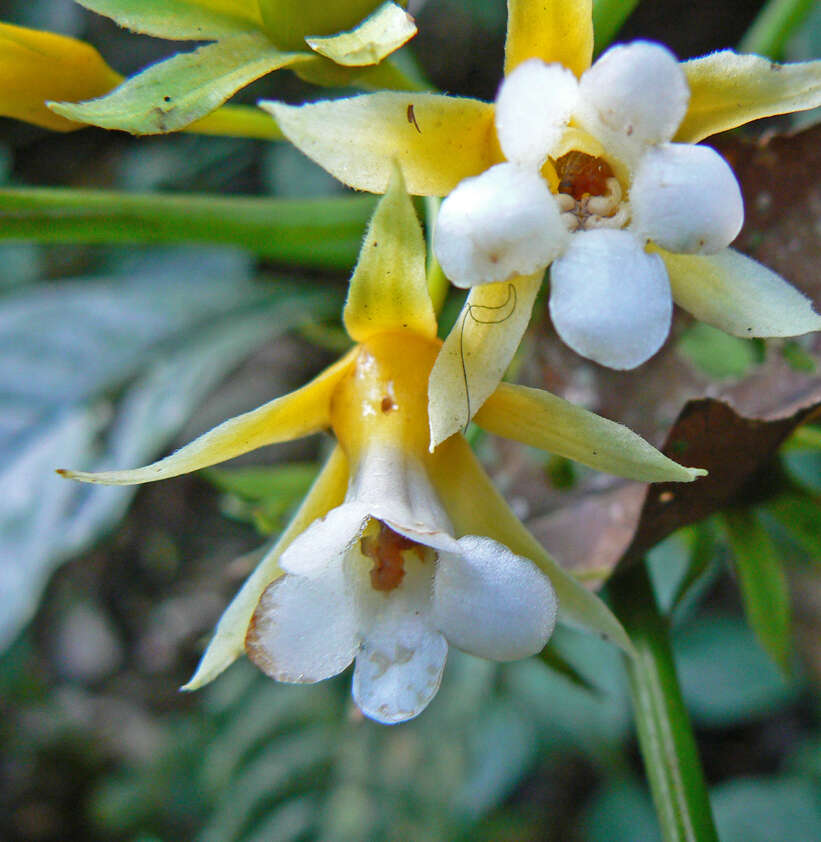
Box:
[549, 229, 672, 369]
[631, 143, 744, 254]
[577, 41, 689, 162]
[277, 502, 370, 579]
[246, 573, 359, 684]
[432, 535, 556, 661]
[434, 163, 567, 287]
[495, 58, 579, 168]
[353, 602, 447, 724]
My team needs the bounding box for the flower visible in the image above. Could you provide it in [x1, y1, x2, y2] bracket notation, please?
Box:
[58, 165, 704, 722]
[0, 20, 284, 138]
[42, 0, 417, 135]
[263, 0, 821, 445]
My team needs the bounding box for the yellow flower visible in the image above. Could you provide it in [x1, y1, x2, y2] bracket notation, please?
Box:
[0, 20, 285, 138]
[58, 165, 703, 721]
[263, 0, 821, 446]
[36, 0, 416, 135]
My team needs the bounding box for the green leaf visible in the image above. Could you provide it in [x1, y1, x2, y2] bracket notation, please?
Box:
[50, 33, 306, 134]
[738, 0, 817, 59]
[0, 188, 376, 270]
[677, 322, 759, 379]
[722, 509, 793, 673]
[592, 0, 641, 54]
[0, 253, 337, 652]
[766, 494, 821, 564]
[675, 615, 797, 726]
[74, 0, 261, 40]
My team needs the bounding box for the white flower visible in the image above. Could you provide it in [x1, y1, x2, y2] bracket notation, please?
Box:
[245, 442, 557, 724]
[434, 41, 746, 369]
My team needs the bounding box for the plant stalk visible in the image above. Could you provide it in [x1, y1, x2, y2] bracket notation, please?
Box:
[609, 562, 719, 842]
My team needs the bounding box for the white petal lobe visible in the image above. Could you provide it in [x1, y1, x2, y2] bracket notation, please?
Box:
[632, 143, 743, 254]
[495, 58, 579, 167]
[246, 574, 359, 683]
[433, 536, 557, 660]
[434, 163, 567, 287]
[577, 41, 689, 162]
[549, 229, 672, 369]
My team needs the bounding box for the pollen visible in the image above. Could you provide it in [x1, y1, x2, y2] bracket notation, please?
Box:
[361, 522, 419, 592]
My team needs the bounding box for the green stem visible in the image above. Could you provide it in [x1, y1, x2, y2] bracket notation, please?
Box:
[592, 0, 641, 53]
[0, 188, 375, 270]
[609, 562, 719, 842]
[424, 196, 449, 315]
[738, 0, 815, 59]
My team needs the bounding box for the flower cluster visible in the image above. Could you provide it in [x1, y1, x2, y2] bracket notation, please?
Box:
[6, 0, 814, 722]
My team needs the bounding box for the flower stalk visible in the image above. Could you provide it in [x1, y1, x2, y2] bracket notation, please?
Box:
[609, 561, 719, 842]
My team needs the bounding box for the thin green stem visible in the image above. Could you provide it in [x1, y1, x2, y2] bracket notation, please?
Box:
[609, 562, 719, 842]
[593, 0, 641, 54]
[738, 0, 815, 59]
[0, 188, 375, 270]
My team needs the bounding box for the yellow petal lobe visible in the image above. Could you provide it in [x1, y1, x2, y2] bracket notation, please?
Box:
[183, 445, 349, 690]
[0, 22, 122, 131]
[344, 164, 436, 343]
[58, 348, 358, 485]
[476, 382, 706, 482]
[262, 93, 501, 195]
[677, 51, 821, 143]
[505, 0, 594, 78]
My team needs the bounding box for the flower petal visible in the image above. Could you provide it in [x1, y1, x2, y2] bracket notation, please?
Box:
[656, 246, 821, 337]
[475, 382, 706, 482]
[246, 571, 359, 683]
[344, 164, 437, 342]
[306, 1, 416, 67]
[428, 435, 635, 656]
[549, 229, 672, 369]
[353, 603, 447, 724]
[434, 164, 567, 288]
[50, 34, 307, 134]
[262, 93, 500, 195]
[677, 51, 821, 143]
[58, 347, 357, 485]
[428, 272, 542, 448]
[576, 41, 689, 164]
[631, 143, 743, 254]
[505, 0, 593, 78]
[186, 103, 285, 139]
[74, 0, 262, 39]
[0, 22, 123, 132]
[182, 446, 349, 690]
[495, 59, 579, 168]
[433, 535, 556, 660]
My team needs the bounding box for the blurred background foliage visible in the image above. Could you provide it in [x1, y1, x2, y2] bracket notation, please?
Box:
[1, 0, 821, 839]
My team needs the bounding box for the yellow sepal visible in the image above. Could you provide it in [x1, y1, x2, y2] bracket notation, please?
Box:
[505, 0, 594, 78]
[58, 348, 358, 486]
[0, 22, 122, 131]
[344, 163, 437, 343]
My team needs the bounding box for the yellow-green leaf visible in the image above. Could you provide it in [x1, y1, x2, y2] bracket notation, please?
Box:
[344, 164, 436, 342]
[305, 1, 415, 66]
[75, 0, 262, 40]
[50, 33, 307, 134]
